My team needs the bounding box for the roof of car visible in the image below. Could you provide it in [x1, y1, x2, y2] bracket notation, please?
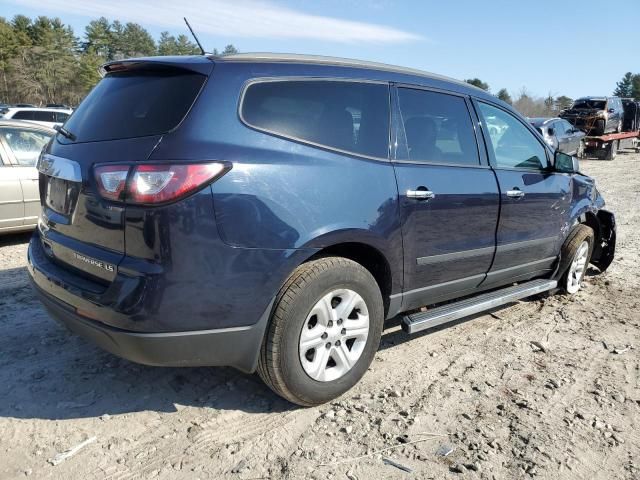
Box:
[219, 52, 480, 89]
[0, 119, 56, 132]
[529, 117, 555, 126]
[576, 96, 608, 101]
[105, 53, 493, 99]
[4, 107, 72, 112]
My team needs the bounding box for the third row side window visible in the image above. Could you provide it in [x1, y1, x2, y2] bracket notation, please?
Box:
[241, 80, 390, 158]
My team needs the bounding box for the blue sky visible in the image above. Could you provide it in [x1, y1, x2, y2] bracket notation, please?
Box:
[1, 0, 636, 99]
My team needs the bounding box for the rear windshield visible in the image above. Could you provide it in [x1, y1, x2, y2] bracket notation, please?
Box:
[571, 99, 605, 110]
[62, 70, 206, 142]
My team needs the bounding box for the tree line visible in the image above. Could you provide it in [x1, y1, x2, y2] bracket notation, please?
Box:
[466, 73, 640, 117]
[465, 78, 574, 118]
[0, 15, 238, 106]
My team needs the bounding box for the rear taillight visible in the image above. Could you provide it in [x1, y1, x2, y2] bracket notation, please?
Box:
[96, 165, 128, 201]
[94, 162, 229, 205]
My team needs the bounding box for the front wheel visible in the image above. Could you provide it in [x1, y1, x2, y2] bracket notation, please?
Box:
[559, 225, 594, 294]
[258, 257, 384, 406]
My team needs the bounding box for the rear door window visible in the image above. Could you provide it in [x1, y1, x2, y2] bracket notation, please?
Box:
[241, 80, 390, 158]
[62, 69, 206, 143]
[32, 110, 56, 122]
[397, 88, 479, 166]
[12, 110, 35, 120]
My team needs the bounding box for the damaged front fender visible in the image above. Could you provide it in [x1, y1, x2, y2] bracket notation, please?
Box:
[591, 209, 616, 272]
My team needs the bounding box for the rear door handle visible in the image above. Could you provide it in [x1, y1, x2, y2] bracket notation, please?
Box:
[506, 188, 525, 198]
[407, 189, 435, 200]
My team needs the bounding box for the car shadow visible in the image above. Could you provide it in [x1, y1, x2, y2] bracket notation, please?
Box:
[0, 264, 297, 421]
[0, 255, 546, 421]
[0, 231, 32, 248]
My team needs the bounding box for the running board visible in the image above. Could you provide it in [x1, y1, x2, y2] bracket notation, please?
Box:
[401, 279, 557, 335]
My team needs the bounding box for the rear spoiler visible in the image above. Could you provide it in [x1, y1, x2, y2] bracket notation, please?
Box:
[101, 57, 215, 77]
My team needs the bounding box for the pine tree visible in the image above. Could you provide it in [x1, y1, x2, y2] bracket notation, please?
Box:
[614, 72, 634, 97]
[464, 78, 490, 91]
[496, 88, 512, 105]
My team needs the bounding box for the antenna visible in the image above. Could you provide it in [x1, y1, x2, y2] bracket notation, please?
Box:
[184, 17, 206, 55]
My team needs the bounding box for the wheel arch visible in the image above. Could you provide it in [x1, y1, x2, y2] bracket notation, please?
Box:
[304, 241, 396, 318]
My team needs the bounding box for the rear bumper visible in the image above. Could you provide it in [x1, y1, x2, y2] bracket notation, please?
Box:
[27, 235, 273, 373]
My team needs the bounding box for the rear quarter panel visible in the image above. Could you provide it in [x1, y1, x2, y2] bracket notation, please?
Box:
[150, 61, 404, 294]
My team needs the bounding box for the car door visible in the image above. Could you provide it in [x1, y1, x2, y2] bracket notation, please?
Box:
[0, 142, 25, 229]
[474, 101, 571, 287]
[0, 126, 51, 226]
[393, 86, 500, 310]
[562, 119, 582, 154]
[552, 120, 570, 153]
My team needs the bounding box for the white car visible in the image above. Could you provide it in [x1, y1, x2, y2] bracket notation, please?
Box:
[0, 120, 55, 234]
[1, 107, 72, 129]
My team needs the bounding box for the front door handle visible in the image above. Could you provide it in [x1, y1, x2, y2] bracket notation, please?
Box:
[506, 188, 525, 198]
[407, 188, 435, 200]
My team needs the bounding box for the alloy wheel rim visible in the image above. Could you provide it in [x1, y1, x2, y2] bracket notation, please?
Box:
[299, 289, 369, 382]
[566, 240, 589, 294]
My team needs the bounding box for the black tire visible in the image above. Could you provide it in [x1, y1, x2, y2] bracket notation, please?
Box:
[595, 119, 606, 136]
[258, 257, 384, 406]
[557, 224, 594, 294]
[604, 140, 617, 161]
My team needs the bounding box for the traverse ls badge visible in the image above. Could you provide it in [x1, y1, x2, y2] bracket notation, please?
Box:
[73, 252, 115, 273]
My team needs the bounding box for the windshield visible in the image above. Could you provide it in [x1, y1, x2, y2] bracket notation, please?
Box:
[62, 69, 206, 143]
[571, 99, 606, 110]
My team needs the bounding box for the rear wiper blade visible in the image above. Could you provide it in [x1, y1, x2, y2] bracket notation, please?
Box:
[54, 124, 76, 141]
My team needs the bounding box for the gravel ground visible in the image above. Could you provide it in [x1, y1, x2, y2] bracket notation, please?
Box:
[0, 152, 638, 480]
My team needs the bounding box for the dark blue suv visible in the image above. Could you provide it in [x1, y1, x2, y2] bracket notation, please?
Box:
[28, 54, 616, 406]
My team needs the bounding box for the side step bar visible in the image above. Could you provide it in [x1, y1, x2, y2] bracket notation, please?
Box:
[401, 279, 557, 335]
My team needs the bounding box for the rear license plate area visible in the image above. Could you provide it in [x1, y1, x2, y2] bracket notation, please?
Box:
[46, 176, 78, 215]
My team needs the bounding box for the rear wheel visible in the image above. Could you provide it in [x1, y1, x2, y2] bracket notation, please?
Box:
[559, 225, 594, 294]
[258, 257, 384, 406]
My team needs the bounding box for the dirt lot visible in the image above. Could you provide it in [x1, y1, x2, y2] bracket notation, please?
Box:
[0, 152, 638, 480]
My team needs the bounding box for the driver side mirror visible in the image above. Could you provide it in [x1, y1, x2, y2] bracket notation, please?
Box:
[555, 150, 579, 173]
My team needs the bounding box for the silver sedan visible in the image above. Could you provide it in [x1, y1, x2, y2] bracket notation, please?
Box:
[0, 120, 55, 234]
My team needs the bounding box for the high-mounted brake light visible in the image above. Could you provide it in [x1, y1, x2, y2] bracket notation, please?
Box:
[94, 162, 228, 205]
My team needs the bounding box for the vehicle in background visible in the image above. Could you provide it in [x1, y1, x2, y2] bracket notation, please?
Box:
[28, 54, 616, 406]
[0, 120, 54, 234]
[529, 117, 585, 156]
[622, 98, 640, 132]
[1, 107, 72, 129]
[560, 96, 624, 135]
[46, 103, 72, 109]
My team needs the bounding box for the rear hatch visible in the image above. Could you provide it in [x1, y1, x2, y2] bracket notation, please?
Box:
[38, 59, 211, 283]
